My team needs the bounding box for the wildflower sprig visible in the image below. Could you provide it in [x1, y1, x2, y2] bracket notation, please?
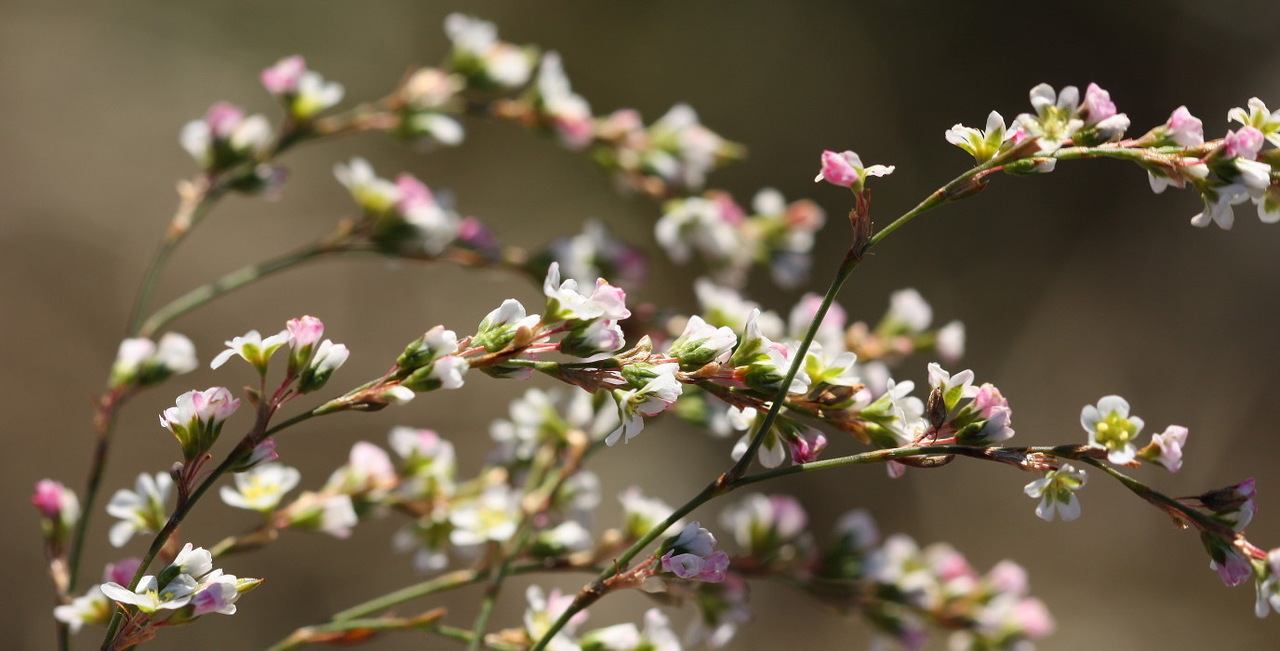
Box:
[40, 10, 1280, 651]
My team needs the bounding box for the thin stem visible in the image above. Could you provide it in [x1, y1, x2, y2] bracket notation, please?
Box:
[267, 616, 498, 651]
[1075, 456, 1228, 534]
[334, 569, 478, 622]
[126, 185, 225, 334]
[467, 435, 589, 651]
[726, 247, 862, 481]
[138, 243, 351, 338]
[530, 481, 718, 651]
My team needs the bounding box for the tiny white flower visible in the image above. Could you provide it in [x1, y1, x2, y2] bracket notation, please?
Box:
[449, 484, 519, 546]
[1080, 395, 1144, 464]
[1024, 463, 1087, 521]
[220, 463, 301, 512]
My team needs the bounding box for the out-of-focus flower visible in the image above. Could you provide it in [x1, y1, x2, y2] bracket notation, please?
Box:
[443, 13, 536, 89]
[449, 484, 519, 546]
[619, 487, 684, 540]
[334, 158, 463, 255]
[109, 333, 198, 389]
[33, 479, 79, 540]
[531, 51, 594, 150]
[524, 585, 588, 651]
[180, 102, 273, 172]
[260, 55, 344, 120]
[106, 472, 173, 548]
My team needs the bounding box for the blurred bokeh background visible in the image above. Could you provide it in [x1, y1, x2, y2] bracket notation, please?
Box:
[6, 0, 1280, 648]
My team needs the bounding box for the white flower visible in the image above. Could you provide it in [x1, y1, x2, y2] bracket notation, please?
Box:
[886, 288, 932, 333]
[606, 365, 683, 445]
[106, 472, 173, 548]
[220, 463, 301, 512]
[1080, 395, 1144, 464]
[449, 484, 519, 546]
[210, 329, 289, 372]
[619, 487, 684, 539]
[694, 278, 783, 336]
[935, 321, 965, 363]
[1190, 184, 1250, 230]
[443, 13, 534, 88]
[282, 492, 358, 538]
[171, 543, 213, 579]
[101, 574, 198, 613]
[1024, 463, 1087, 521]
[945, 110, 1011, 163]
[53, 586, 109, 633]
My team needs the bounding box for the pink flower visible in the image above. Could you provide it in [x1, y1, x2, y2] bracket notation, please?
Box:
[1166, 106, 1204, 147]
[1082, 83, 1117, 122]
[1211, 544, 1253, 587]
[105, 558, 142, 586]
[588, 279, 631, 321]
[160, 387, 241, 461]
[786, 427, 827, 464]
[660, 550, 729, 583]
[33, 480, 79, 532]
[1140, 425, 1188, 472]
[261, 55, 306, 94]
[286, 315, 325, 349]
[1224, 126, 1265, 160]
[815, 150, 861, 187]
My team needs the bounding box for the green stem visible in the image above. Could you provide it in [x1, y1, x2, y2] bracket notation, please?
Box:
[126, 188, 224, 335]
[530, 481, 718, 651]
[726, 247, 862, 481]
[267, 618, 498, 651]
[1075, 456, 1227, 534]
[138, 243, 351, 338]
[334, 569, 478, 622]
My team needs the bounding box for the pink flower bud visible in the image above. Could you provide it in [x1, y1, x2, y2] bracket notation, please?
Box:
[1166, 106, 1204, 147]
[286, 315, 325, 349]
[815, 150, 862, 187]
[1082, 83, 1117, 122]
[205, 102, 246, 138]
[261, 55, 306, 95]
[1224, 126, 1265, 160]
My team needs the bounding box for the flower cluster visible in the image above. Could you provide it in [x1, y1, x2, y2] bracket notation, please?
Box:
[594, 104, 742, 197]
[46, 19, 1280, 651]
[334, 158, 464, 256]
[98, 544, 259, 641]
[109, 333, 198, 390]
[656, 188, 826, 288]
[658, 521, 730, 583]
[260, 55, 344, 122]
[444, 13, 537, 90]
[212, 316, 349, 392]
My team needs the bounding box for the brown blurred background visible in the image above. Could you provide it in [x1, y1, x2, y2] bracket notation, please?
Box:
[5, 0, 1280, 648]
